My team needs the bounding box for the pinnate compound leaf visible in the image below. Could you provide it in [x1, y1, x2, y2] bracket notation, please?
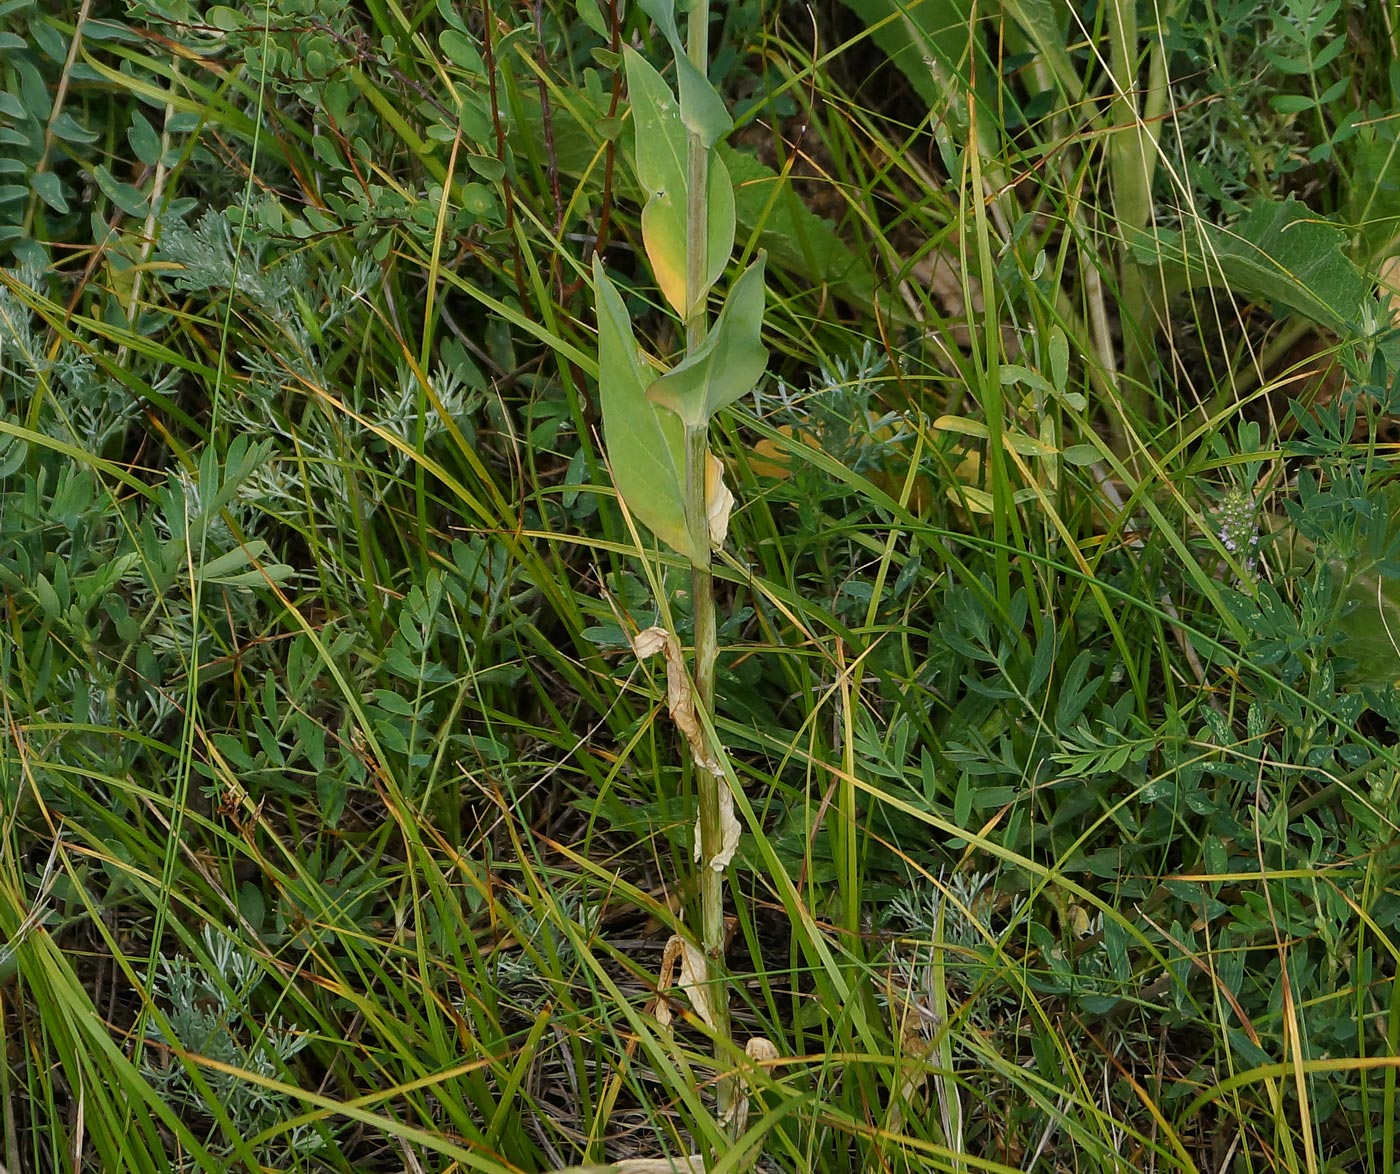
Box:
[625, 46, 733, 316]
[648, 253, 768, 427]
[1127, 197, 1374, 335]
[594, 259, 698, 562]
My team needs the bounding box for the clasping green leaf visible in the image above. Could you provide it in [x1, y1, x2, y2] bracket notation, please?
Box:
[593, 257, 700, 563]
[648, 253, 768, 427]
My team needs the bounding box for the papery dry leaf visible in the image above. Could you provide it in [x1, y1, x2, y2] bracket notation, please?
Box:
[677, 938, 720, 1031]
[1382, 255, 1400, 326]
[614, 1158, 706, 1174]
[725, 1036, 781, 1135]
[693, 780, 740, 871]
[705, 450, 734, 549]
[630, 625, 721, 775]
[546, 1158, 705, 1174]
[631, 625, 670, 659]
[746, 1036, 778, 1063]
[653, 935, 685, 1028]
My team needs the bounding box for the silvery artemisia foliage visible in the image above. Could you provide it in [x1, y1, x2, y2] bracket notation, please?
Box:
[0, 262, 142, 452]
[155, 204, 484, 599]
[142, 925, 324, 1163]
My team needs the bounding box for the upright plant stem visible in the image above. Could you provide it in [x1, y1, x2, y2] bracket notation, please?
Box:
[1106, 0, 1168, 456]
[681, 0, 737, 1135]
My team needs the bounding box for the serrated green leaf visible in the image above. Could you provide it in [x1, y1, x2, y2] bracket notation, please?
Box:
[625, 46, 733, 316]
[30, 169, 67, 213]
[593, 258, 698, 562]
[649, 253, 768, 426]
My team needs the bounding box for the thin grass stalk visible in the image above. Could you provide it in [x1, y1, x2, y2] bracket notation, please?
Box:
[681, 0, 737, 1138]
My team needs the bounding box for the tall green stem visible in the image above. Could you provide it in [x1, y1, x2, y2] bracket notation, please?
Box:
[1106, 0, 1169, 457]
[681, 0, 736, 1136]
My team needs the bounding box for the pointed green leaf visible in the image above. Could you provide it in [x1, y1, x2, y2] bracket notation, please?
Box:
[575, 0, 609, 37]
[649, 253, 768, 427]
[637, 0, 682, 50]
[675, 54, 732, 148]
[593, 258, 699, 562]
[625, 46, 733, 315]
[92, 164, 147, 217]
[30, 169, 67, 213]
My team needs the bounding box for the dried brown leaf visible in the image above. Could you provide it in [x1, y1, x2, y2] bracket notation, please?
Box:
[705, 450, 734, 549]
[630, 625, 721, 774]
[693, 780, 740, 872]
[677, 938, 719, 1031]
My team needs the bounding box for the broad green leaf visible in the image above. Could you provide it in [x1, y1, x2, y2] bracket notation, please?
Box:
[675, 55, 733, 148]
[934, 414, 1057, 457]
[128, 110, 162, 166]
[508, 87, 877, 311]
[1127, 197, 1374, 336]
[439, 29, 484, 74]
[638, 0, 682, 48]
[30, 169, 67, 213]
[1062, 444, 1102, 467]
[575, 0, 609, 37]
[194, 541, 294, 588]
[593, 258, 699, 562]
[206, 5, 243, 30]
[649, 253, 768, 427]
[625, 46, 733, 316]
[635, 0, 733, 146]
[1047, 325, 1068, 392]
[92, 164, 147, 217]
[50, 112, 99, 144]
